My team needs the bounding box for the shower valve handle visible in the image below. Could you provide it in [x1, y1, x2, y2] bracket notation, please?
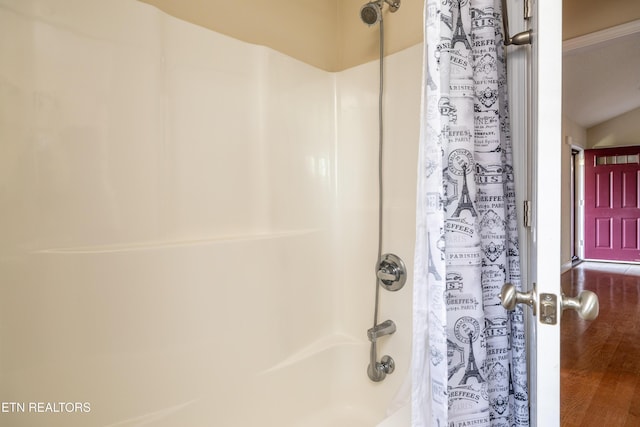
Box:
[376, 269, 398, 282]
[376, 253, 407, 292]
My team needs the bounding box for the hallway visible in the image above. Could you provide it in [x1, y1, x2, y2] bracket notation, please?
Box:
[561, 262, 640, 426]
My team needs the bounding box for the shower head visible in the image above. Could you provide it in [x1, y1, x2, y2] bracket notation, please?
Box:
[360, 0, 400, 26]
[360, 2, 382, 26]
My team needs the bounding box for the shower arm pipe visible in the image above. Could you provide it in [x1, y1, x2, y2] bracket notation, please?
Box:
[383, 0, 400, 12]
[367, 0, 400, 12]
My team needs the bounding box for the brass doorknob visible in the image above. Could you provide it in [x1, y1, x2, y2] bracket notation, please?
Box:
[562, 290, 599, 320]
[500, 283, 536, 314]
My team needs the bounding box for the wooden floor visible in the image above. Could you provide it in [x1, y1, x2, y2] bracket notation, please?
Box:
[561, 262, 640, 427]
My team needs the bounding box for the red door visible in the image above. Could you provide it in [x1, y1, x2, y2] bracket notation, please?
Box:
[584, 147, 640, 262]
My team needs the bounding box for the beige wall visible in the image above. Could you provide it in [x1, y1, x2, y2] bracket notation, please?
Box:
[563, 116, 588, 149]
[587, 107, 640, 148]
[140, 0, 640, 69]
[139, 0, 422, 71]
[563, 0, 640, 39]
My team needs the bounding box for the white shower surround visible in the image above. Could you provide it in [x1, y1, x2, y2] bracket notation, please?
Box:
[0, 0, 420, 425]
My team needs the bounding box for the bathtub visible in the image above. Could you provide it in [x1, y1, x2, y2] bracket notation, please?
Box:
[0, 1, 420, 425]
[2, 230, 415, 426]
[253, 335, 411, 427]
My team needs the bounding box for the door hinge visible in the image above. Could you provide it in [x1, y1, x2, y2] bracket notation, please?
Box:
[523, 200, 532, 227]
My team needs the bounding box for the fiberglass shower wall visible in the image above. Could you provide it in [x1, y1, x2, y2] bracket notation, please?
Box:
[0, 0, 419, 425]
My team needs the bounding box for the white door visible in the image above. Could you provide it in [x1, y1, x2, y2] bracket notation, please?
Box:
[506, 1, 596, 426]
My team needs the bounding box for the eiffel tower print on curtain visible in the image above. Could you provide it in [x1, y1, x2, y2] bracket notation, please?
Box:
[452, 165, 477, 218]
[451, 0, 471, 50]
[459, 331, 485, 385]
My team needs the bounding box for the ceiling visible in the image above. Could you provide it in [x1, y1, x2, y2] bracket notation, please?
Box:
[562, 23, 640, 129]
[562, 0, 640, 130]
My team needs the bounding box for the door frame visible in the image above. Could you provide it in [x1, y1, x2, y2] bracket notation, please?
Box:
[570, 145, 585, 263]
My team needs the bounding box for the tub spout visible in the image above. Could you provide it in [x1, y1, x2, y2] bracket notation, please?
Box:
[367, 319, 396, 342]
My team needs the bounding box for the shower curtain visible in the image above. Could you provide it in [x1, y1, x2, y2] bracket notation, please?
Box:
[412, 1, 529, 426]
